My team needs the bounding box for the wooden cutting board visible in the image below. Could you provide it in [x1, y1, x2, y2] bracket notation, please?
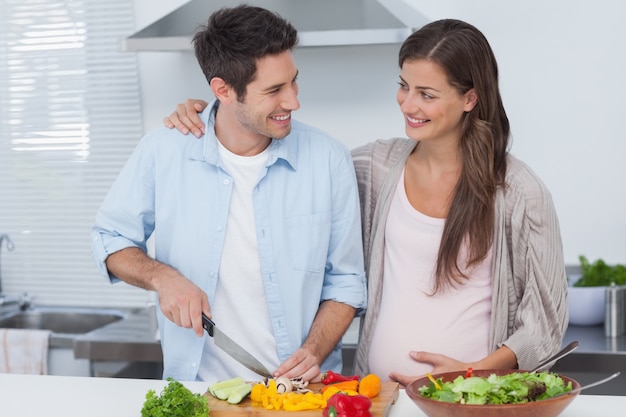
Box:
[204, 382, 400, 417]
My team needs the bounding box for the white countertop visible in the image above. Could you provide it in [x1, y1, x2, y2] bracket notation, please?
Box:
[1, 374, 625, 417]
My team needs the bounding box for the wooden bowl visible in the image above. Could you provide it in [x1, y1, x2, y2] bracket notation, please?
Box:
[405, 369, 580, 417]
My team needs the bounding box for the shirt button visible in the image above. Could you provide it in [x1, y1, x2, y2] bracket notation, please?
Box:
[191, 362, 197, 368]
[217, 226, 223, 232]
[223, 179, 230, 185]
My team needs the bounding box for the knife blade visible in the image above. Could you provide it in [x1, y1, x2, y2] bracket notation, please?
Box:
[201, 313, 273, 378]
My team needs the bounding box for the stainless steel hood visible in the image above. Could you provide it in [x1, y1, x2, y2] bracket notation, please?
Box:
[122, 0, 426, 52]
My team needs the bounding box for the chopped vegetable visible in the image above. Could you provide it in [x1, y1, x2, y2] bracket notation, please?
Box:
[321, 370, 360, 384]
[323, 393, 372, 417]
[208, 376, 244, 397]
[283, 392, 327, 411]
[141, 377, 209, 417]
[322, 385, 359, 400]
[358, 374, 382, 398]
[426, 373, 441, 389]
[322, 385, 343, 400]
[466, 367, 473, 378]
[419, 371, 573, 405]
[320, 380, 359, 393]
[226, 383, 252, 404]
[208, 377, 252, 404]
[250, 379, 326, 411]
[212, 386, 239, 401]
[274, 376, 294, 393]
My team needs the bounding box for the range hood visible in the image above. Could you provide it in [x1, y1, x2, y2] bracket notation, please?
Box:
[122, 0, 426, 52]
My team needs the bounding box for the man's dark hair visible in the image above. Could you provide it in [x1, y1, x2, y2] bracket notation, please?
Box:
[193, 5, 298, 102]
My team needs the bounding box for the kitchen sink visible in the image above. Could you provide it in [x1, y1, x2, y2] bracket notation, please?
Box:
[0, 307, 125, 334]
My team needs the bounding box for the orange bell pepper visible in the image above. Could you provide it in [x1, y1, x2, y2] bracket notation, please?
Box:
[358, 374, 382, 398]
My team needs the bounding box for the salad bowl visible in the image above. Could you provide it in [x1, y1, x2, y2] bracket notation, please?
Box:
[405, 369, 580, 417]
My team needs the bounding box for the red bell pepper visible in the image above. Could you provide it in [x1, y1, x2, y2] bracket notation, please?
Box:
[321, 370, 360, 385]
[322, 393, 372, 417]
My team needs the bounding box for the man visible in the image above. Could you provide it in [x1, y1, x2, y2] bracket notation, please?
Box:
[91, 5, 366, 384]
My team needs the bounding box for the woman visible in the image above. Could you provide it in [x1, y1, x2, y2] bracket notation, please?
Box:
[163, 19, 568, 386]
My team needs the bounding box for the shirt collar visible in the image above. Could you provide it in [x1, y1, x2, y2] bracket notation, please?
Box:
[188, 100, 297, 171]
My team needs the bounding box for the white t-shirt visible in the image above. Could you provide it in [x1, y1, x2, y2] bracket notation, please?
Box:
[198, 141, 278, 383]
[368, 169, 493, 378]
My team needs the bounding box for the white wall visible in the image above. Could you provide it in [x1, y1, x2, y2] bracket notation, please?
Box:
[132, 0, 626, 266]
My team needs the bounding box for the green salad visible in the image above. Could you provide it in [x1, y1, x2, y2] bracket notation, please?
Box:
[419, 372, 572, 405]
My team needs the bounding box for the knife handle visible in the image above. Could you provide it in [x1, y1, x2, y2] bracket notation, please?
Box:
[201, 313, 215, 337]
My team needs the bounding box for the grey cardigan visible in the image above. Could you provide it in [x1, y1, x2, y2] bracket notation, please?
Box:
[351, 138, 568, 375]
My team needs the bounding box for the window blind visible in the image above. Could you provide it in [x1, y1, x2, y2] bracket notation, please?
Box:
[0, 0, 152, 307]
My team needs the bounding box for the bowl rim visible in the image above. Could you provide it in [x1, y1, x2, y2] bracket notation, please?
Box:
[405, 369, 581, 407]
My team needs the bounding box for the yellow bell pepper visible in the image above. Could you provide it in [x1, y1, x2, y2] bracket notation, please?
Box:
[249, 381, 327, 411]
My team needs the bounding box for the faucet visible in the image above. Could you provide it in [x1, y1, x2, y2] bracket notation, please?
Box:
[0, 233, 16, 295]
[0, 292, 30, 310]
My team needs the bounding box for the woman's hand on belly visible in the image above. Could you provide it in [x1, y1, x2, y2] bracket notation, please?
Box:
[388, 351, 469, 387]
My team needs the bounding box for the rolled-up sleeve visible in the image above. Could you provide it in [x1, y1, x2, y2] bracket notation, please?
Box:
[91, 135, 157, 283]
[321, 145, 367, 311]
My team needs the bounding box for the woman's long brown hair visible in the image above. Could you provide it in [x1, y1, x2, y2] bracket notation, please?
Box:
[399, 19, 510, 292]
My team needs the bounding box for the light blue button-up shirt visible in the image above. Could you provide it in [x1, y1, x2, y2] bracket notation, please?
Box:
[92, 102, 366, 381]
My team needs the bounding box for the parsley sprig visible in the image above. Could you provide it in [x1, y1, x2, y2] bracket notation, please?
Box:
[141, 377, 209, 417]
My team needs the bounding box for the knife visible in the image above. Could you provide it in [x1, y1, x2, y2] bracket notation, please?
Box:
[201, 313, 273, 378]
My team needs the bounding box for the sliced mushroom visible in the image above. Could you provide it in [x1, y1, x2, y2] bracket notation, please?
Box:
[290, 376, 311, 393]
[274, 376, 293, 393]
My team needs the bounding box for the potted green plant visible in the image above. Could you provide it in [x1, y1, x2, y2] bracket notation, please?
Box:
[574, 256, 626, 287]
[568, 256, 626, 326]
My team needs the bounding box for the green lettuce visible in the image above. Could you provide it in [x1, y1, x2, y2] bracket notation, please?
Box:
[419, 372, 572, 405]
